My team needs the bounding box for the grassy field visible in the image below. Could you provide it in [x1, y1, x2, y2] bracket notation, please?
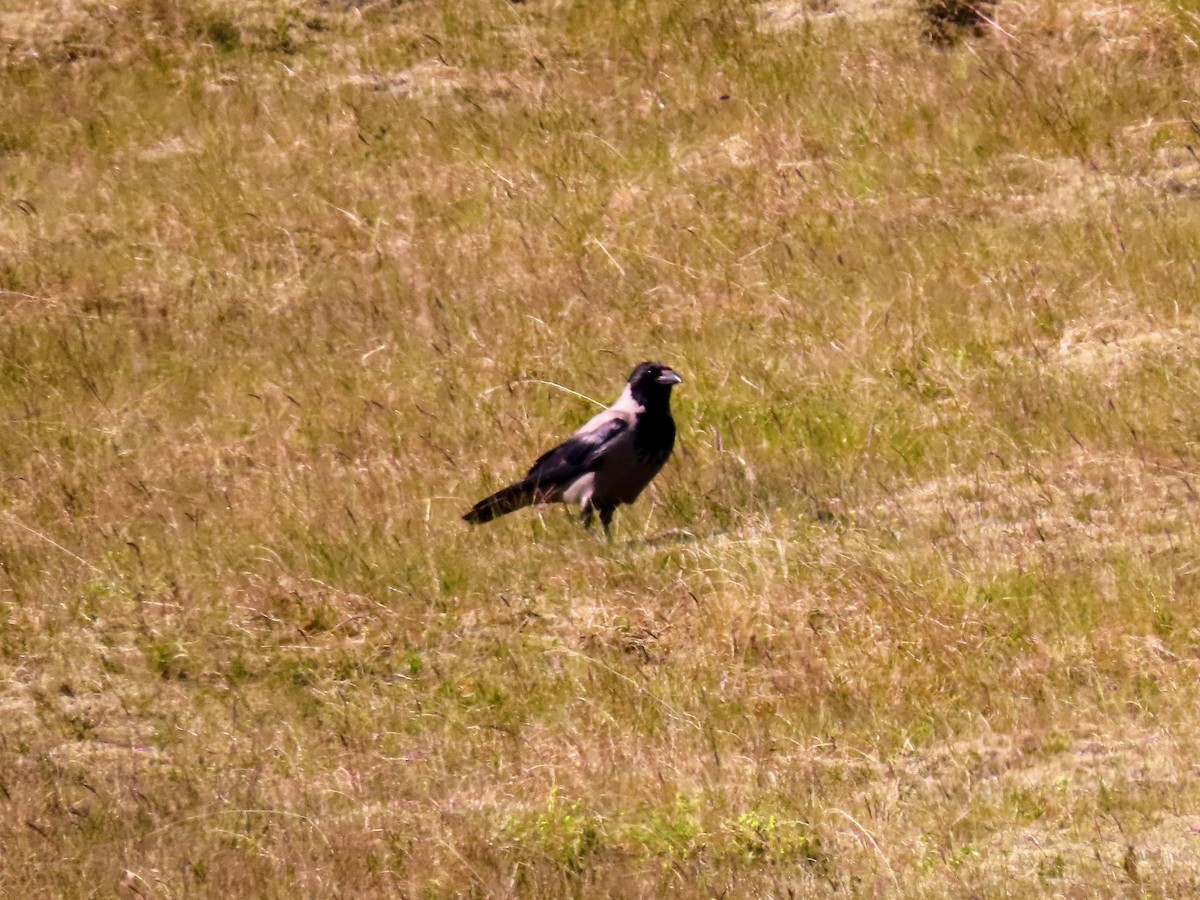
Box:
[3, 0, 1200, 894]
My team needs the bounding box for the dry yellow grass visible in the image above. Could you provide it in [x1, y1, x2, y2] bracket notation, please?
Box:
[3, 0, 1200, 895]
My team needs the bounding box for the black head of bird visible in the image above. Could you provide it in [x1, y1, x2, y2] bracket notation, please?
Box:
[627, 361, 684, 405]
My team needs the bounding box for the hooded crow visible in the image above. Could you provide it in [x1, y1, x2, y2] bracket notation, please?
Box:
[463, 362, 683, 538]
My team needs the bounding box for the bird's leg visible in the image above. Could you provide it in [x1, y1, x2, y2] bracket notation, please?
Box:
[581, 503, 595, 533]
[599, 506, 615, 542]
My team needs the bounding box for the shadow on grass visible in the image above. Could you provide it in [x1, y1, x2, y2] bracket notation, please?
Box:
[624, 528, 728, 549]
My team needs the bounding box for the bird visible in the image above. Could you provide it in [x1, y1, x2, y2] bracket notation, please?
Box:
[463, 361, 683, 538]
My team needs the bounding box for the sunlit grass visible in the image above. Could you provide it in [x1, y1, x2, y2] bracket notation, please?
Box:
[2, 0, 1200, 894]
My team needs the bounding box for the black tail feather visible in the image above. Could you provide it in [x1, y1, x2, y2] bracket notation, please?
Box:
[462, 480, 540, 524]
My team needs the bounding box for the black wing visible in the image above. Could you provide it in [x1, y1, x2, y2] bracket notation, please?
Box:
[524, 417, 629, 485]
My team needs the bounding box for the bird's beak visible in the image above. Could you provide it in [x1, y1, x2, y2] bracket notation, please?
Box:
[657, 369, 683, 386]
